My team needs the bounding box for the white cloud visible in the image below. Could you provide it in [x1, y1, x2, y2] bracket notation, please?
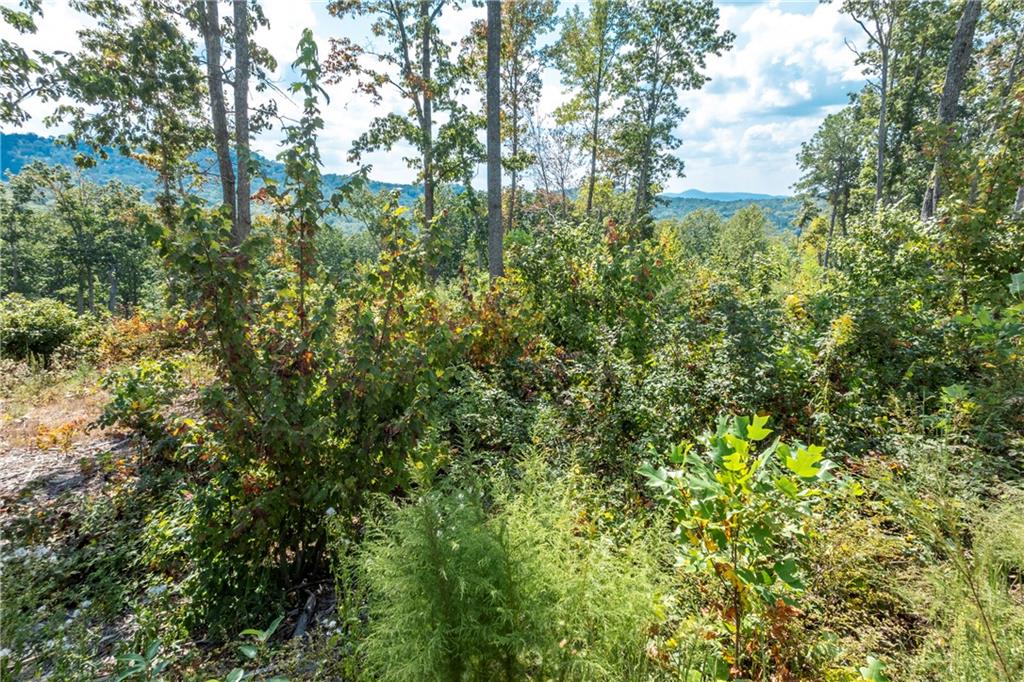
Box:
[672, 1, 864, 194]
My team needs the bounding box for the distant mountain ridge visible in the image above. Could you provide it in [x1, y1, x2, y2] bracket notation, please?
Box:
[0, 132, 421, 206]
[1, 132, 798, 230]
[662, 189, 787, 202]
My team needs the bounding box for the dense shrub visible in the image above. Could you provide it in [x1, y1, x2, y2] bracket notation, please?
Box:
[95, 358, 185, 453]
[354, 461, 667, 681]
[0, 294, 80, 360]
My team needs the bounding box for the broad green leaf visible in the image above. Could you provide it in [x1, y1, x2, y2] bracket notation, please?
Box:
[722, 449, 746, 473]
[782, 444, 825, 478]
[263, 614, 285, 640]
[859, 656, 889, 682]
[773, 558, 805, 590]
[144, 640, 161, 661]
[747, 414, 772, 441]
[775, 476, 799, 498]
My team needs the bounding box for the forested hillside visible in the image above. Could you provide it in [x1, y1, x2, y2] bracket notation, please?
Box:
[1, 132, 800, 228]
[1, 1, 1023, 681]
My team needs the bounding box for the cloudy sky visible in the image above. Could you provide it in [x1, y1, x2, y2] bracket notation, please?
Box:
[3, 0, 866, 195]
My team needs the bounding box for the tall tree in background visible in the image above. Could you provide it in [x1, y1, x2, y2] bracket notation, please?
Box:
[199, 0, 237, 234]
[843, 0, 905, 206]
[463, 0, 558, 232]
[43, 0, 274, 240]
[326, 0, 479, 250]
[233, 0, 253, 242]
[6, 163, 153, 315]
[552, 0, 628, 215]
[877, 0, 955, 202]
[501, 0, 557, 232]
[198, 0, 262, 244]
[527, 116, 585, 212]
[795, 107, 864, 268]
[47, 1, 208, 225]
[920, 0, 982, 219]
[612, 0, 732, 223]
[486, 0, 503, 279]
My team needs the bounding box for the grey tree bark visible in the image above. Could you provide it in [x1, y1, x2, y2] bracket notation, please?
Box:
[419, 0, 435, 247]
[875, 52, 888, 206]
[486, 0, 503, 279]
[921, 0, 982, 220]
[232, 0, 252, 245]
[200, 0, 237, 227]
[107, 263, 118, 315]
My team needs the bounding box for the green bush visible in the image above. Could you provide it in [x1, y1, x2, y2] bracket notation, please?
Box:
[0, 294, 80, 360]
[354, 460, 667, 681]
[95, 358, 185, 453]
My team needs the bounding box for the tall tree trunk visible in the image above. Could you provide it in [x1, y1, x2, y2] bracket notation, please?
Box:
[1016, 186, 1024, 214]
[875, 51, 888, 206]
[232, 0, 252, 245]
[824, 201, 837, 269]
[507, 97, 518, 235]
[87, 270, 96, 313]
[107, 263, 118, 315]
[922, 0, 982, 220]
[76, 272, 85, 316]
[486, 0, 503, 279]
[585, 40, 606, 216]
[419, 0, 434, 246]
[585, 101, 599, 214]
[201, 0, 236, 223]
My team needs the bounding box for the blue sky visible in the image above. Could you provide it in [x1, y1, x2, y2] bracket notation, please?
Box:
[3, 0, 866, 195]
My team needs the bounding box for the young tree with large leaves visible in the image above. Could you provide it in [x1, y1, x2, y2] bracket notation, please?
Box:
[612, 0, 732, 224]
[551, 0, 628, 215]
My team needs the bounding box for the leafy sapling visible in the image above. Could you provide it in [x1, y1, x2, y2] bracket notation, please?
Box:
[641, 414, 836, 679]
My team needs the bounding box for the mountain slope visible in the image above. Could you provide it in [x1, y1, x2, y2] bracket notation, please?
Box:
[2, 132, 798, 229]
[1, 132, 421, 206]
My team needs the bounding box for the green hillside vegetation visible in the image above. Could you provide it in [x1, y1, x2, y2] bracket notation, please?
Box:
[1, 1, 1023, 681]
[2, 132, 800, 229]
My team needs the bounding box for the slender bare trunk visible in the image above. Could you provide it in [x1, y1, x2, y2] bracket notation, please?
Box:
[824, 201, 837, 269]
[1015, 186, 1024, 214]
[201, 0, 236, 223]
[87, 271, 95, 313]
[486, 0, 503, 279]
[585, 101, 599, 214]
[507, 98, 518, 236]
[232, 0, 252, 245]
[420, 0, 434, 245]
[875, 51, 888, 206]
[922, 0, 981, 220]
[107, 263, 118, 315]
[76, 272, 85, 316]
